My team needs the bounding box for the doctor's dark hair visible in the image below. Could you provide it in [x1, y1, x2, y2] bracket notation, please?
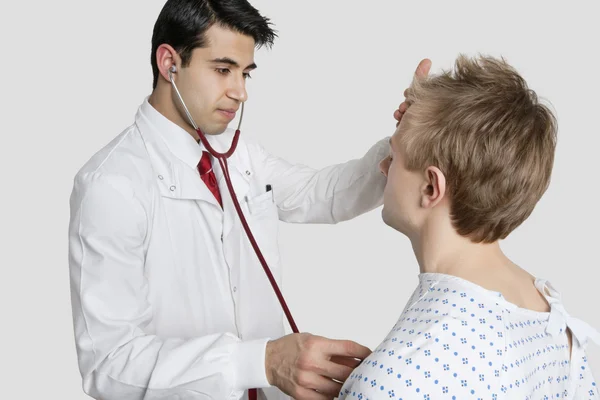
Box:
[151, 0, 277, 89]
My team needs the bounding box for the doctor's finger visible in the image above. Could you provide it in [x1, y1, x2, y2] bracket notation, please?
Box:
[394, 102, 408, 121]
[330, 355, 362, 369]
[399, 101, 409, 114]
[325, 339, 371, 360]
[317, 360, 354, 382]
[415, 58, 432, 79]
[293, 387, 330, 400]
[308, 375, 343, 398]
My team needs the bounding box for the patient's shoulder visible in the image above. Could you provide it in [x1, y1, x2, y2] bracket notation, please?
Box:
[341, 309, 504, 399]
[377, 274, 508, 357]
[399, 274, 506, 324]
[339, 275, 512, 399]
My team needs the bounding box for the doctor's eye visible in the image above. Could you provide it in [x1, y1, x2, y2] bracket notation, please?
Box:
[216, 68, 251, 80]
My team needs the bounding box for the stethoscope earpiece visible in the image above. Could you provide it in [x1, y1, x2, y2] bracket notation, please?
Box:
[169, 65, 177, 73]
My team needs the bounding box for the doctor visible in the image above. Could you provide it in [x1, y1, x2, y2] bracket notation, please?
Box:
[68, 0, 429, 399]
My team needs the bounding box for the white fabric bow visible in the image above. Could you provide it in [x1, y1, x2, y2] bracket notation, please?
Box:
[535, 279, 600, 348]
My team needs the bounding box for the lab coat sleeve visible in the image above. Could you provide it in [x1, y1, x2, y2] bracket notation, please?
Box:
[252, 137, 389, 223]
[68, 172, 270, 400]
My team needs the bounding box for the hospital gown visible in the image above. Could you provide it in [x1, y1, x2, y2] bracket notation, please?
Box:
[339, 273, 599, 399]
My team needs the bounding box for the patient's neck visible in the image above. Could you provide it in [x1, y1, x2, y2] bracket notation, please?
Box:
[409, 211, 547, 311]
[410, 212, 512, 278]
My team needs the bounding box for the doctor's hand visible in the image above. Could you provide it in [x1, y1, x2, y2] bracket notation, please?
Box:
[393, 58, 432, 127]
[265, 333, 370, 400]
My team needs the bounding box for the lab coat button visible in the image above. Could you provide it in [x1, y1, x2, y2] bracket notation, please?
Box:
[170, 185, 176, 191]
[245, 170, 251, 176]
[158, 175, 164, 180]
[220, 234, 223, 241]
[233, 286, 238, 292]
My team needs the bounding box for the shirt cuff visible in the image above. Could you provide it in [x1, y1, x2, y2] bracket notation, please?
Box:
[231, 338, 272, 390]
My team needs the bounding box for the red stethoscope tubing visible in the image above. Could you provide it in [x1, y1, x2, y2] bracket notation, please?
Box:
[197, 128, 299, 334]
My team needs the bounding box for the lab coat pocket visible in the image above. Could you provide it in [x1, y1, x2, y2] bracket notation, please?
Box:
[246, 189, 275, 215]
[245, 189, 280, 268]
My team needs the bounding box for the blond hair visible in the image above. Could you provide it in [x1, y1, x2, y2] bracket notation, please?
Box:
[401, 55, 557, 243]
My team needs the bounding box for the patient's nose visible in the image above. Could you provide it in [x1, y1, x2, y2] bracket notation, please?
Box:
[379, 158, 389, 177]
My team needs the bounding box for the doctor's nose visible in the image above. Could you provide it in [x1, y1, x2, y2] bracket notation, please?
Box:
[379, 157, 390, 177]
[227, 78, 248, 103]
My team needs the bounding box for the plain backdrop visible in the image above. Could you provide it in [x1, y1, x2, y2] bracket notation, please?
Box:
[1, 0, 598, 398]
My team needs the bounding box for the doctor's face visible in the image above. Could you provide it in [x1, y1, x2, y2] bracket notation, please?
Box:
[379, 120, 425, 238]
[173, 25, 257, 135]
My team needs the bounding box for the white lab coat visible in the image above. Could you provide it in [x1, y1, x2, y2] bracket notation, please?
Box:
[68, 98, 388, 400]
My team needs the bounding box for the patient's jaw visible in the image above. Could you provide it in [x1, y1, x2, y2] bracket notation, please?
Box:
[380, 120, 449, 242]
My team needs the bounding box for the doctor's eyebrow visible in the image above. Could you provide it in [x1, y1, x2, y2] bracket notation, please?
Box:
[210, 57, 257, 70]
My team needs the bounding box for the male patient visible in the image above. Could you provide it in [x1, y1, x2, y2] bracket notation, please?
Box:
[339, 55, 599, 399]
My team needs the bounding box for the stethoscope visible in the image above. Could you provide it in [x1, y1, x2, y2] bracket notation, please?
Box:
[168, 65, 299, 334]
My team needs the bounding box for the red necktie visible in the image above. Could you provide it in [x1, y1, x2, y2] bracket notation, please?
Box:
[197, 151, 223, 208]
[248, 388, 257, 400]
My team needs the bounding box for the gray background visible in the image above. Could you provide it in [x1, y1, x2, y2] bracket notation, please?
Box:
[1, 0, 598, 398]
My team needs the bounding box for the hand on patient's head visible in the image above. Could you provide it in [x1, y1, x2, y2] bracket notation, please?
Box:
[394, 58, 432, 127]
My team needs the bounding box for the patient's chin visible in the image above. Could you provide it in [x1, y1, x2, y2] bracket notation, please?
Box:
[382, 209, 412, 238]
[382, 208, 400, 230]
[381, 207, 391, 226]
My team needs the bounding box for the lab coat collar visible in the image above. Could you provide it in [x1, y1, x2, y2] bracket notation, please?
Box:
[137, 96, 205, 170]
[135, 97, 250, 206]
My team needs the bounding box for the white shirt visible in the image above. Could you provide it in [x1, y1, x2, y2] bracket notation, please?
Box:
[339, 273, 599, 400]
[68, 98, 388, 400]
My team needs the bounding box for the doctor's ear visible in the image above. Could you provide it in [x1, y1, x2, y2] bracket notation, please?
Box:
[421, 166, 446, 208]
[156, 44, 179, 82]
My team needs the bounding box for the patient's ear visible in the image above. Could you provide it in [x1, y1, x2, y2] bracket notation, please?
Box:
[421, 166, 446, 208]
